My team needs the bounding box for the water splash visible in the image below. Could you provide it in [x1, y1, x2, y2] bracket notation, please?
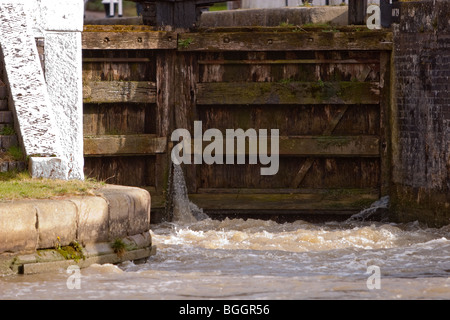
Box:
[168, 164, 209, 223]
[346, 196, 390, 222]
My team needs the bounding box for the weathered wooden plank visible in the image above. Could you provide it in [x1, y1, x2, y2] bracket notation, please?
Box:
[196, 81, 380, 105]
[290, 158, 315, 189]
[82, 103, 154, 136]
[83, 81, 156, 103]
[279, 136, 379, 157]
[198, 59, 380, 65]
[178, 31, 393, 52]
[82, 58, 152, 63]
[155, 50, 176, 195]
[197, 158, 380, 190]
[84, 134, 167, 156]
[349, 0, 368, 25]
[173, 52, 198, 193]
[82, 31, 177, 50]
[84, 155, 156, 186]
[0, 111, 13, 124]
[196, 188, 379, 195]
[0, 100, 8, 111]
[291, 105, 348, 188]
[189, 136, 379, 157]
[188, 190, 379, 211]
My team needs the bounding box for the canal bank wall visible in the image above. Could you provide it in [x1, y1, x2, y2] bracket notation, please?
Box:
[390, 0, 450, 227]
[0, 185, 156, 275]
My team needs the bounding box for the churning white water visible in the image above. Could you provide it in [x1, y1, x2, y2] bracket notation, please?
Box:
[0, 166, 449, 300]
[170, 164, 209, 223]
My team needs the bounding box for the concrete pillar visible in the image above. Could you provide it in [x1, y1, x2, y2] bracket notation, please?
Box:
[0, 0, 84, 180]
[38, 0, 85, 180]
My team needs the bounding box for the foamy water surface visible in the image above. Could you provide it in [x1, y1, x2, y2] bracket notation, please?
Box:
[1, 216, 449, 300]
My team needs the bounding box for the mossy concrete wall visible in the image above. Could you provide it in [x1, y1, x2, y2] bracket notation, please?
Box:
[390, 0, 450, 227]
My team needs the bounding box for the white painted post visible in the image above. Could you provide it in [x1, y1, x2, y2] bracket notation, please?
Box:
[110, 0, 115, 17]
[118, 0, 123, 17]
[108, 0, 123, 17]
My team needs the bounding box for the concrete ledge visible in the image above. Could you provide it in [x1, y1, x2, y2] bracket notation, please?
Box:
[0, 184, 154, 274]
[200, 7, 348, 28]
[0, 184, 153, 272]
[20, 246, 156, 275]
[0, 231, 155, 275]
[94, 184, 151, 239]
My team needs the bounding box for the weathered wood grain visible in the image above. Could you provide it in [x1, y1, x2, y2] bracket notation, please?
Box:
[83, 81, 156, 103]
[189, 135, 380, 157]
[189, 190, 379, 211]
[198, 59, 380, 65]
[84, 134, 167, 156]
[0, 111, 13, 124]
[197, 81, 380, 105]
[83, 103, 155, 136]
[178, 31, 393, 52]
[84, 156, 156, 187]
[82, 30, 177, 50]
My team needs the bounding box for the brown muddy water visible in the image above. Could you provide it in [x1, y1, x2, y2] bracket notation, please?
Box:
[1, 167, 449, 300]
[1, 216, 449, 300]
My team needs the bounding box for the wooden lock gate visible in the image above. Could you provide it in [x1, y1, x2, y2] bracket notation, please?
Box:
[81, 21, 393, 222]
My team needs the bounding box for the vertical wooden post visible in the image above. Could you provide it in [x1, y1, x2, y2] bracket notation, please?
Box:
[155, 50, 176, 196]
[174, 51, 198, 193]
[348, 0, 368, 25]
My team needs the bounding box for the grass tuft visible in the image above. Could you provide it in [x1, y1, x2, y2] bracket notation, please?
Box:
[0, 170, 105, 201]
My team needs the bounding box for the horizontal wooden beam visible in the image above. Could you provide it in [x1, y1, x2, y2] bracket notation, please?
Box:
[0, 100, 8, 111]
[83, 81, 156, 104]
[188, 190, 379, 211]
[83, 58, 152, 63]
[82, 31, 177, 50]
[84, 134, 167, 156]
[196, 188, 379, 195]
[0, 111, 13, 124]
[188, 135, 379, 157]
[178, 31, 393, 51]
[197, 81, 380, 105]
[198, 59, 380, 65]
[279, 135, 380, 157]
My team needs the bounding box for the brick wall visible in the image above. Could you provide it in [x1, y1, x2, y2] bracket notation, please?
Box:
[390, 0, 450, 226]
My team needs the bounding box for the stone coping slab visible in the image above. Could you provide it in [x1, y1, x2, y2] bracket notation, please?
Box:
[200, 6, 348, 28]
[0, 184, 151, 255]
